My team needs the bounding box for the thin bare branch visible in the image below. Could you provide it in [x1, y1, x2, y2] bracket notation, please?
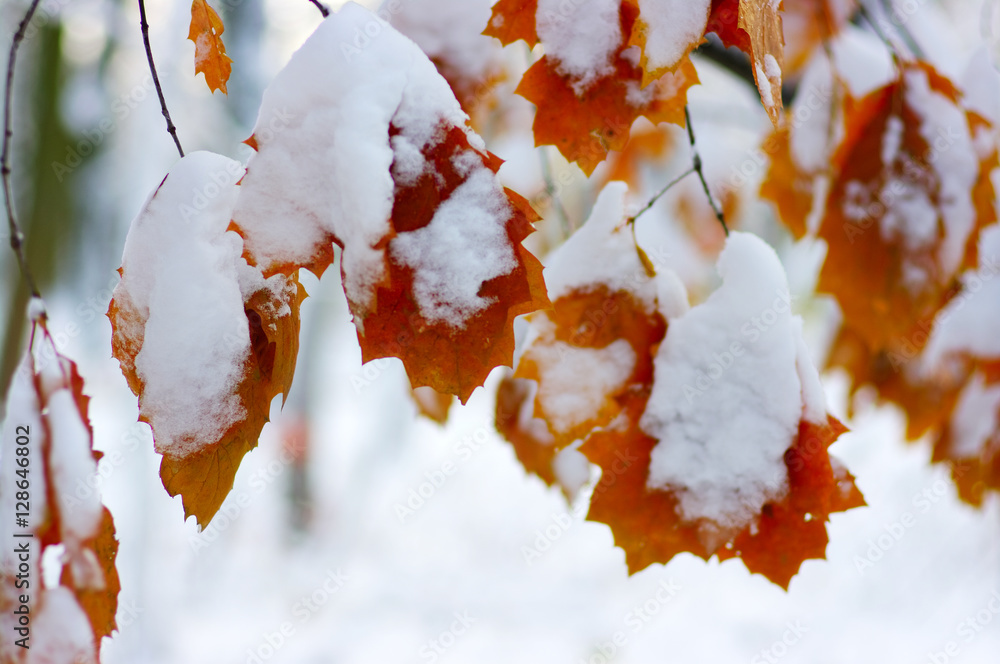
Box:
[538, 146, 573, 236]
[3, 0, 44, 300]
[627, 166, 695, 225]
[684, 105, 729, 236]
[308, 0, 330, 18]
[138, 0, 184, 158]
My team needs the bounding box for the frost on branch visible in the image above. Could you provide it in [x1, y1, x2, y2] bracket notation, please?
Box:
[231, 3, 547, 402]
[109, 152, 304, 527]
[1, 340, 120, 663]
[581, 232, 863, 588]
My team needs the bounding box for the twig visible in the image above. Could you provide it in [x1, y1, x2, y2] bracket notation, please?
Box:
[856, 1, 914, 64]
[627, 165, 695, 224]
[877, 0, 924, 60]
[307, 0, 330, 18]
[138, 0, 184, 158]
[684, 105, 729, 236]
[538, 146, 572, 236]
[2, 0, 43, 300]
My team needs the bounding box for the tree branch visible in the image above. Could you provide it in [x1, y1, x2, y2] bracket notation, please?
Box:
[138, 0, 184, 158]
[684, 105, 729, 236]
[627, 165, 695, 225]
[3, 0, 44, 301]
[307, 0, 330, 18]
[538, 146, 572, 237]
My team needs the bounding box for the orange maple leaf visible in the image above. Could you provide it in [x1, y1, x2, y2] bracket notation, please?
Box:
[1, 343, 121, 659]
[581, 395, 863, 588]
[496, 375, 562, 487]
[933, 365, 1000, 506]
[350, 122, 549, 404]
[515, 286, 666, 448]
[482, 0, 539, 47]
[766, 62, 995, 354]
[706, 0, 784, 125]
[111, 276, 305, 527]
[188, 0, 233, 94]
[517, 3, 697, 175]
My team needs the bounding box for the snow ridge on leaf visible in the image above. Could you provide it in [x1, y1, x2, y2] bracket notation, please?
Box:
[515, 1, 698, 175]
[581, 232, 863, 588]
[230, 4, 548, 403]
[110, 152, 304, 527]
[1, 338, 120, 663]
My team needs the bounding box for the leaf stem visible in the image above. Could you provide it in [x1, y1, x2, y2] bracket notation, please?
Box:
[138, 0, 184, 158]
[3, 0, 44, 301]
[538, 146, 572, 237]
[307, 0, 330, 18]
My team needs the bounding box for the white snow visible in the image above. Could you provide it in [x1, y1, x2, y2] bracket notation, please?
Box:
[0, 354, 47, 531]
[632, 0, 711, 77]
[903, 65, 978, 280]
[948, 372, 1000, 459]
[553, 445, 592, 498]
[544, 183, 660, 310]
[530, 327, 636, 434]
[27, 296, 47, 322]
[924, 225, 1000, 363]
[385, 0, 502, 95]
[29, 587, 97, 664]
[755, 62, 773, 109]
[388, 167, 518, 327]
[114, 151, 251, 458]
[45, 387, 104, 588]
[641, 232, 808, 534]
[233, 2, 514, 329]
[536, 0, 622, 92]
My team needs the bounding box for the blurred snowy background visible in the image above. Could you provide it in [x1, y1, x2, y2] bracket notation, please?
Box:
[2, 0, 1000, 662]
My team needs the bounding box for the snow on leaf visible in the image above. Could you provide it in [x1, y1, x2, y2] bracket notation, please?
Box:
[482, 0, 539, 47]
[495, 375, 561, 486]
[188, 0, 233, 94]
[1, 335, 120, 662]
[356, 123, 548, 403]
[581, 232, 862, 588]
[794, 62, 994, 354]
[497, 184, 674, 491]
[109, 152, 305, 527]
[932, 369, 1000, 506]
[627, 0, 712, 86]
[516, 0, 698, 175]
[231, 5, 548, 403]
[740, 0, 785, 127]
[389, 0, 506, 119]
[827, 325, 968, 441]
[705, 0, 785, 126]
